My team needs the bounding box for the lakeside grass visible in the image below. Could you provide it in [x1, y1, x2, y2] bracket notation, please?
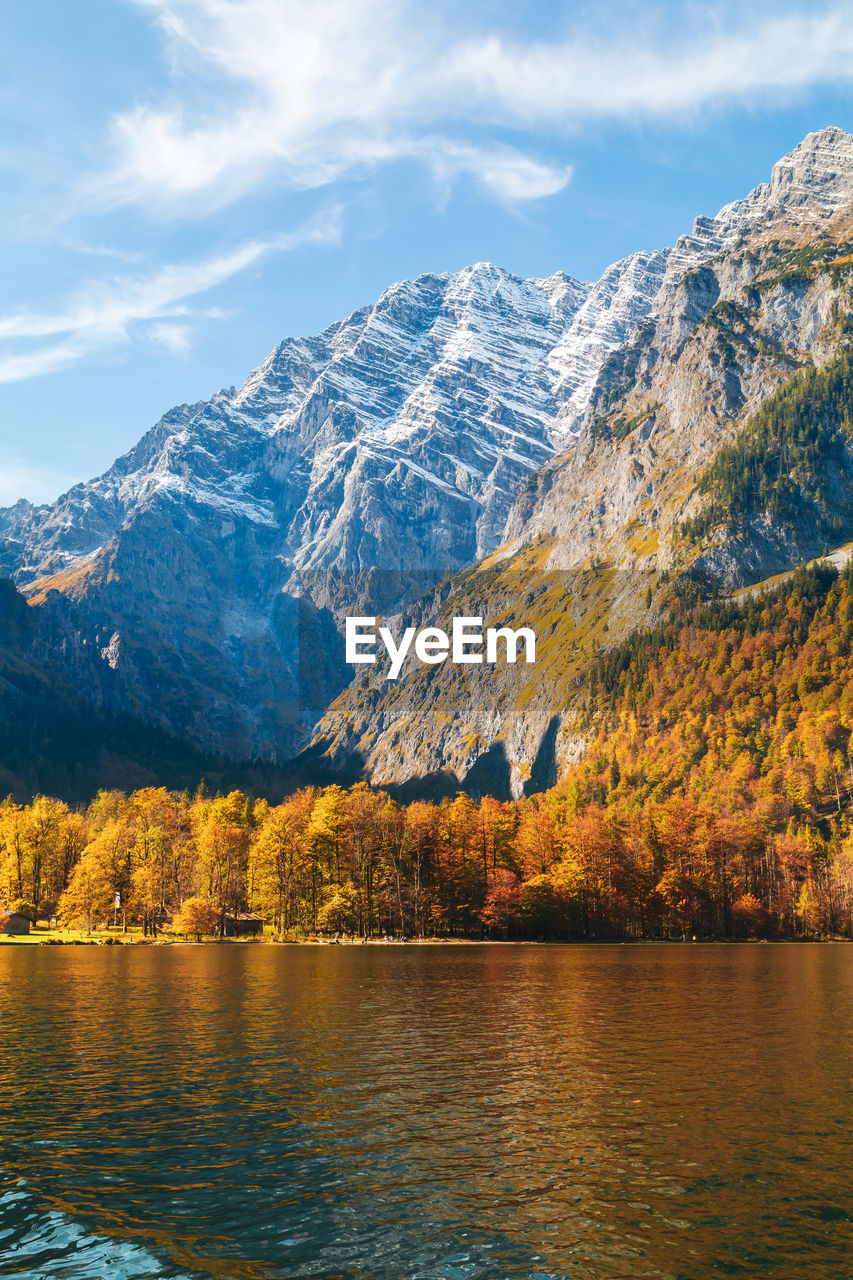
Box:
[1, 924, 149, 945]
[2, 926, 846, 946]
[0, 924, 273, 945]
[1, 926, 478, 945]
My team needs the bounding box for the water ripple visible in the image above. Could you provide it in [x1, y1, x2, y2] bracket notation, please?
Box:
[0, 945, 851, 1278]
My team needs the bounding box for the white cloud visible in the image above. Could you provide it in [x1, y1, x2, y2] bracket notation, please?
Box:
[53, 237, 145, 264]
[89, 0, 573, 210]
[146, 321, 193, 354]
[450, 11, 853, 120]
[85, 1, 853, 213]
[0, 208, 341, 384]
[423, 140, 572, 203]
[0, 344, 83, 385]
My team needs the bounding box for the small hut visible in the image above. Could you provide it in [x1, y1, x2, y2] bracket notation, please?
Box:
[223, 911, 265, 937]
[0, 910, 31, 936]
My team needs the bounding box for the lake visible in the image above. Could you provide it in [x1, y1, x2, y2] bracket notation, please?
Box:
[0, 944, 850, 1279]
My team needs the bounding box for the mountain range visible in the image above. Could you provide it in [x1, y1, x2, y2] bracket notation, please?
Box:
[3, 125, 853, 799]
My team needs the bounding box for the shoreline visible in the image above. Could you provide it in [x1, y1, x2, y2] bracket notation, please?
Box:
[1, 934, 848, 947]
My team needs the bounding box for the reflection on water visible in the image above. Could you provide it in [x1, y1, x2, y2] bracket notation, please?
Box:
[0, 945, 850, 1279]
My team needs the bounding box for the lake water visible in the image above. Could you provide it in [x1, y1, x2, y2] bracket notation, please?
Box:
[0, 944, 850, 1279]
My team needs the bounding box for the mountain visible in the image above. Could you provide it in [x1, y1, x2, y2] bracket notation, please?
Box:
[2, 126, 853, 790]
[309, 128, 853, 795]
[0, 255, 683, 761]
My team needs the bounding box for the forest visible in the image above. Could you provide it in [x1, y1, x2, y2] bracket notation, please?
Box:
[3, 561, 853, 942]
[677, 349, 853, 546]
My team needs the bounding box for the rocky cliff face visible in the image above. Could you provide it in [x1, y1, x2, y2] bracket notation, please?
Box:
[504, 128, 853, 574]
[3, 127, 853, 778]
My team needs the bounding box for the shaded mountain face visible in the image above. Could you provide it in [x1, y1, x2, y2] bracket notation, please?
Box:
[0, 578, 277, 803]
[2, 126, 853, 778]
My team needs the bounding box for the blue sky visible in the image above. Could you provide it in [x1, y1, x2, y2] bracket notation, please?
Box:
[2, 0, 853, 506]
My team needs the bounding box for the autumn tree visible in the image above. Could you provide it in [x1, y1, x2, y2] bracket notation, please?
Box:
[194, 793, 251, 935]
[172, 896, 220, 941]
[480, 868, 521, 937]
[252, 790, 314, 932]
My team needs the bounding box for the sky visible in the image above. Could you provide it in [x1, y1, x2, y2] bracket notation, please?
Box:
[2, 0, 853, 507]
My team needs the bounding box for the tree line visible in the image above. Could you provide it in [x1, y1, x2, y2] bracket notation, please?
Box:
[1, 775, 850, 941]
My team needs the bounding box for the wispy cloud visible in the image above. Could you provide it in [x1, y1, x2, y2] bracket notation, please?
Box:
[87, 0, 574, 210]
[51, 236, 145, 264]
[423, 140, 572, 202]
[450, 10, 853, 120]
[146, 321, 193, 355]
[0, 209, 341, 384]
[0, 450, 80, 507]
[84, 0, 853, 213]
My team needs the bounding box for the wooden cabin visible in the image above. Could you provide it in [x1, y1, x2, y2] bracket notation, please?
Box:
[223, 911, 265, 937]
[0, 910, 31, 936]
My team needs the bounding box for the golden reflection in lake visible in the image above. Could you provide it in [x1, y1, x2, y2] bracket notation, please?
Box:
[1, 944, 850, 1278]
